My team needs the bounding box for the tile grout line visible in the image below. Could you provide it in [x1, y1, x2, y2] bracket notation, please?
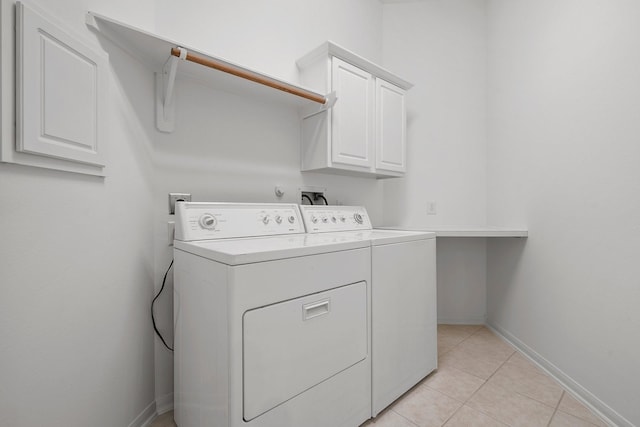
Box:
[439, 400, 465, 426]
[457, 336, 562, 426]
[450, 336, 516, 426]
[547, 390, 565, 427]
[399, 327, 485, 426]
[438, 325, 483, 350]
[493, 348, 567, 415]
[389, 408, 421, 427]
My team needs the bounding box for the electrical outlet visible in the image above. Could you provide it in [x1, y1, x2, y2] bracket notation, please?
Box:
[427, 201, 437, 215]
[169, 193, 191, 214]
[299, 186, 327, 205]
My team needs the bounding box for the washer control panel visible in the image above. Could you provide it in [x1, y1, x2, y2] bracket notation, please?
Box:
[300, 206, 372, 233]
[175, 203, 304, 241]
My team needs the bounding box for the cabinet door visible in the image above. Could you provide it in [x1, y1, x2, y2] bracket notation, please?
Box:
[331, 58, 374, 169]
[16, 2, 107, 168]
[375, 79, 406, 173]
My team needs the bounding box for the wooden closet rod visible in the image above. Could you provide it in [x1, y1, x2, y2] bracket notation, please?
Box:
[170, 47, 327, 105]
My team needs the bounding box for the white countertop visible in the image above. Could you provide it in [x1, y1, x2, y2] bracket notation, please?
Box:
[379, 226, 528, 238]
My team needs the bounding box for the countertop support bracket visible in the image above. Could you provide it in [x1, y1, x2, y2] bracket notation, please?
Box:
[156, 47, 186, 133]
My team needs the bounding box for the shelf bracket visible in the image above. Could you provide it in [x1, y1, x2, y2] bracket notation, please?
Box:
[323, 91, 338, 109]
[301, 91, 338, 119]
[155, 47, 187, 133]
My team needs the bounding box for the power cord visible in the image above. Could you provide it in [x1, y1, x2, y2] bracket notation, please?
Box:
[152, 259, 174, 351]
[302, 194, 314, 204]
[316, 194, 329, 205]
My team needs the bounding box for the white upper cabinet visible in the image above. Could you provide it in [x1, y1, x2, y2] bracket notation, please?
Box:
[298, 42, 412, 179]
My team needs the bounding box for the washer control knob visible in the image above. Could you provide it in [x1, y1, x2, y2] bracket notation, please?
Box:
[262, 215, 271, 225]
[353, 212, 363, 224]
[331, 216, 337, 223]
[288, 215, 296, 224]
[322, 217, 328, 223]
[275, 215, 283, 224]
[340, 216, 346, 222]
[311, 216, 319, 224]
[199, 214, 217, 230]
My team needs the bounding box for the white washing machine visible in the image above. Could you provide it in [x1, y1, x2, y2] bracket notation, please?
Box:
[172, 202, 372, 427]
[299, 205, 437, 417]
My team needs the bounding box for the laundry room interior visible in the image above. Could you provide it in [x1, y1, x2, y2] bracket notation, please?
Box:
[1, 0, 639, 426]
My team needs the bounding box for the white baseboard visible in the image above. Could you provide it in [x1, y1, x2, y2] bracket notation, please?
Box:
[128, 400, 156, 427]
[487, 322, 633, 427]
[438, 316, 486, 325]
[130, 394, 174, 427]
[156, 392, 174, 415]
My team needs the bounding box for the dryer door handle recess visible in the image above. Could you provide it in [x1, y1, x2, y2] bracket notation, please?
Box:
[303, 299, 331, 321]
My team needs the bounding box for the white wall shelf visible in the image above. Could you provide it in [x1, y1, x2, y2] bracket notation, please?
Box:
[381, 226, 528, 238]
[85, 12, 330, 132]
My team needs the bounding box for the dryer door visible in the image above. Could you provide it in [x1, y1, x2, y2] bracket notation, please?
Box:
[243, 281, 367, 421]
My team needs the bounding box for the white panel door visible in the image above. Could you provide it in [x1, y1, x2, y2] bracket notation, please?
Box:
[16, 2, 107, 167]
[243, 281, 367, 421]
[331, 57, 374, 169]
[375, 79, 406, 173]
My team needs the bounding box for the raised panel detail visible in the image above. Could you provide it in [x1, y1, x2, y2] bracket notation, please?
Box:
[331, 57, 374, 169]
[376, 80, 406, 173]
[41, 34, 97, 151]
[16, 2, 107, 168]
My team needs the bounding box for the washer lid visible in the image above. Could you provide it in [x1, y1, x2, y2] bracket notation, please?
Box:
[307, 229, 435, 246]
[366, 229, 436, 245]
[174, 233, 370, 265]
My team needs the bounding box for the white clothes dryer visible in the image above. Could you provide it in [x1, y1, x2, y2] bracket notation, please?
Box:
[173, 203, 372, 427]
[299, 205, 437, 417]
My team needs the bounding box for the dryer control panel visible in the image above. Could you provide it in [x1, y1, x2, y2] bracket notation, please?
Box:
[300, 206, 372, 233]
[175, 202, 305, 241]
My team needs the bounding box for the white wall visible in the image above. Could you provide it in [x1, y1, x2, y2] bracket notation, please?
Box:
[381, 0, 488, 323]
[2, 1, 387, 425]
[486, 1, 640, 425]
[154, 0, 384, 83]
[0, 1, 158, 426]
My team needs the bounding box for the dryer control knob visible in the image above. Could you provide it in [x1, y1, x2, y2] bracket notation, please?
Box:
[262, 215, 271, 225]
[322, 217, 328, 223]
[199, 214, 217, 230]
[353, 213, 363, 224]
[275, 215, 283, 224]
[311, 216, 319, 224]
[288, 215, 296, 224]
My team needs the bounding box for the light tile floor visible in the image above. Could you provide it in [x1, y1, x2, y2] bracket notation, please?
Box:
[150, 325, 606, 427]
[362, 325, 606, 427]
